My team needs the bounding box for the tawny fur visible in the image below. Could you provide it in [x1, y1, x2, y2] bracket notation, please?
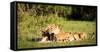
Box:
[41, 24, 87, 42]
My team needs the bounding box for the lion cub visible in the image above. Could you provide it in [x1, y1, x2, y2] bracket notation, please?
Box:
[73, 32, 87, 40]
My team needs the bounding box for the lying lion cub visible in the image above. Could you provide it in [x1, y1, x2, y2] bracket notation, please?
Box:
[73, 32, 87, 40]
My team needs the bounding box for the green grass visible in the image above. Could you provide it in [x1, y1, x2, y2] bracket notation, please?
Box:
[17, 14, 96, 49]
[18, 39, 96, 49]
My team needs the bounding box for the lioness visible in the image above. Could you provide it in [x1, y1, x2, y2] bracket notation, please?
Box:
[41, 24, 73, 42]
[41, 24, 87, 42]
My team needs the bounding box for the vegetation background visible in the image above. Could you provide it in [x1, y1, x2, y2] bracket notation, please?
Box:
[17, 3, 97, 49]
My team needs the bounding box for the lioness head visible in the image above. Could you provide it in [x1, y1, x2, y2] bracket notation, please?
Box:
[41, 24, 60, 41]
[45, 24, 60, 35]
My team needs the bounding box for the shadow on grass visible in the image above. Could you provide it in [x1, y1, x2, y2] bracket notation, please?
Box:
[31, 38, 42, 42]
